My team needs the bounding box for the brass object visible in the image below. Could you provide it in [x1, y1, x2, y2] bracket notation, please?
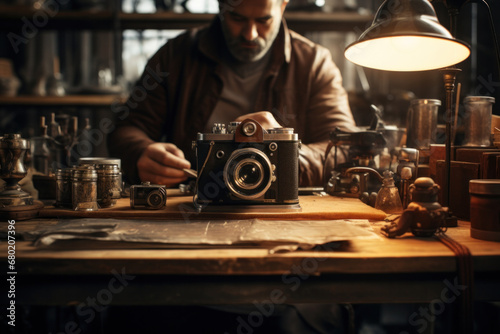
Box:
[0, 134, 33, 207]
[381, 177, 447, 238]
[0, 134, 43, 220]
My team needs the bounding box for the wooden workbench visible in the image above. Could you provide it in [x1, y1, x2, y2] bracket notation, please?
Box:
[4, 215, 500, 306]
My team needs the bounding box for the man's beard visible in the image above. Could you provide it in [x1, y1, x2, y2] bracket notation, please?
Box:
[221, 21, 280, 63]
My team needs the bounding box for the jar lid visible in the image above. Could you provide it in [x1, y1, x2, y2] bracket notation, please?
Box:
[469, 179, 500, 195]
[78, 157, 121, 169]
[96, 163, 119, 170]
[56, 167, 74, 178]
[463, 96, 495, 104]
[410, 99, 441, 106]
[96, 164, 121, 175]
[72, 165, 97, 180]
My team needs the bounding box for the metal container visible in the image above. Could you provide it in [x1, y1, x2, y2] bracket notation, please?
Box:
[71, 165, 98, 211]
[0, 134, 34, 207]
[55, 167, 74, 208]
[463, 96, 495, 147]
[96, 164, 122, 208]
[469, 179, 500, 241]
[406, 99, 441, 150]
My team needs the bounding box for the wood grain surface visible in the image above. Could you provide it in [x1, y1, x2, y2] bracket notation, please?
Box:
[39, 194, 388, 221]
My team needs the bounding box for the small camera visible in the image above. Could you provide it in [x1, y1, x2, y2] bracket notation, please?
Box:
[130, 182, 167, 209]
[193, 119, 300, 210]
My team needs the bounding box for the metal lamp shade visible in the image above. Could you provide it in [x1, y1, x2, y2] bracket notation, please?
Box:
[344, 0, 470, 71]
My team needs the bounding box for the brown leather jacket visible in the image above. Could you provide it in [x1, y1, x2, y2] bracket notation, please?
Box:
[108, 16, 357, 186]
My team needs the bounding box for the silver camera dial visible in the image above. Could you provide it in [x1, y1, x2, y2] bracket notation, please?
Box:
[212, 123, 227, 134]
[228, 122, 241, 134]
[242, 121, 258, 136]
[267, 128, 294, 134]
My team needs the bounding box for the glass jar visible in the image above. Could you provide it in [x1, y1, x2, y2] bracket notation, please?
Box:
[71, 165, 98, 211]
[375, 170, 403, 214]
[406, 99, 440, 150]
[463, 96, 495, 147]
[96, 164, 122, 208]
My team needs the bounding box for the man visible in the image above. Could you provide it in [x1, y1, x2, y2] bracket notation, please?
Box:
[108, 0, 357, 188]
[107, 2, 353, 331]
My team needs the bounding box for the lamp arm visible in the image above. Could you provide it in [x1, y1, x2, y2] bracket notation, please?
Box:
[434, 0, 500, 91]
[473, 0, 500, 86]
[459, 0, 500, 93]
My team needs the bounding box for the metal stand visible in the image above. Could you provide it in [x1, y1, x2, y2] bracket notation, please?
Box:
[440, 68, 460, 227]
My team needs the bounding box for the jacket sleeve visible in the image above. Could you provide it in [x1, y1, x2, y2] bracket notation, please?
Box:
[298, 45, 358, 187]
[107, 46, 171, 184]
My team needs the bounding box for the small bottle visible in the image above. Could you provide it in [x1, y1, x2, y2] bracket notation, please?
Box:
[31, 125, 51, 175]
[378, 147, 391, 170]
[47, 113, 60, 139]
[68, 117, 78, 141]
[78, 118, 92, 141]
[375, 170, 403, 214]
[400, 166, 413, 209]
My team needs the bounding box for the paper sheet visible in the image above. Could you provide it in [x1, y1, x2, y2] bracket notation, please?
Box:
[29, 218, 380, 251]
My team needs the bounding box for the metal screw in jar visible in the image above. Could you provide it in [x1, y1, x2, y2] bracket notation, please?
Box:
[96, 164, 122, 208]
[55, 167, 74, 208]
[72, 165, 98, 211]
[469, 179, 500, 241]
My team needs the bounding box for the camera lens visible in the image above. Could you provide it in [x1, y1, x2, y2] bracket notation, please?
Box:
[224, 148, 272, 200]
[147, 190, 166, 209]
[235, 160, 264, 190]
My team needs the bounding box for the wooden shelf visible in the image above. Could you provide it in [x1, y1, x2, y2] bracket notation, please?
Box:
[287, 11, 372, 32]
[119, 12, 215, 30]
[0, 8, 372, 111]
[0, 7, 372, 32]
[119, 11, 373, 32]
[0, 7, 118, 30]
[0, 95, 126, 107]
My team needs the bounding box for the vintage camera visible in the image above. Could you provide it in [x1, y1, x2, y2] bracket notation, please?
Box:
[130, 181, 167, 209]
[193, 119, 300, 209]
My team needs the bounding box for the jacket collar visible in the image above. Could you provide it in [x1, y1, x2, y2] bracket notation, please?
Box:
[198, 15, 291, 68]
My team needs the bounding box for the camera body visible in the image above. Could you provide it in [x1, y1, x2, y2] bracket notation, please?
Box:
[130, 181, 167, 209]
[194, 119, 300, 208]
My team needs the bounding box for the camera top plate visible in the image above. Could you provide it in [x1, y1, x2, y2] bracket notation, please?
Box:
[196, 118, 298, 142]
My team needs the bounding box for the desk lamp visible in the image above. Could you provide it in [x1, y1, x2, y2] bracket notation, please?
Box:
[344, 0, 471, 208]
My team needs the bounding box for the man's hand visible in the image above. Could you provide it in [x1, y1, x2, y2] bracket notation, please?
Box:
[137, 142, 191, 188]
[234, 111, 282, 129]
